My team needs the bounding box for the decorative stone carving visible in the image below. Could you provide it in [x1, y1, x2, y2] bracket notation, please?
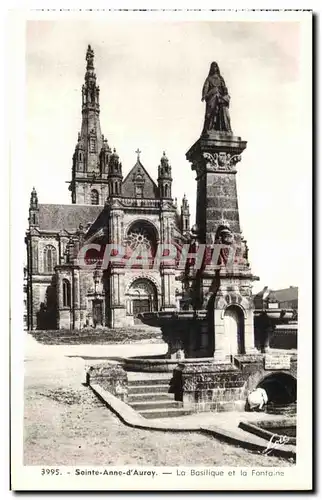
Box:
[203, 152, 241, 171]
[191, 160, 205, 177]
[125, 274, 161, 295]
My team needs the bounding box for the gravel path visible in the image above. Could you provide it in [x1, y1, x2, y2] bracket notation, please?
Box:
[24, 334, 290, 467]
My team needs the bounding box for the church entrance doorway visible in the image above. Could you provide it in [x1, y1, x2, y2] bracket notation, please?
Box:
[126, 278, 158, 325]
[93, 299, 103, 327]
[133, 299, 150, 320]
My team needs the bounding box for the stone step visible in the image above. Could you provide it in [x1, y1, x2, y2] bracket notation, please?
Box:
[127, 392, 174, 402]
[128, 384, 171, 394]
[130, 400, 180, 411]
[266, 403, 297, 416]
[139, 407, 194, 419]
[128, 378, 171, 387]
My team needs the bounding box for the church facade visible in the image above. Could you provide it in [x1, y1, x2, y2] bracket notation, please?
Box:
[25, 46, 190, 330]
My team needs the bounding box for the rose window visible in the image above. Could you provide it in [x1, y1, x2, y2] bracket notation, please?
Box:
[126, 229, 152, 251]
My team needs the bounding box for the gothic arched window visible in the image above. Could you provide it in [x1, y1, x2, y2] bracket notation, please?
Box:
[63, 279, 71, 308]
[91, 189, 99, 205]
[44, 245, 57, 274]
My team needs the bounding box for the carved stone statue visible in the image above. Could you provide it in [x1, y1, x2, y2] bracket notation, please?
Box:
[201, 62, 232, 134]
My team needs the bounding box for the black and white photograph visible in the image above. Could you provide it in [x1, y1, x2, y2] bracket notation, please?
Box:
[9, 8, 312, 491]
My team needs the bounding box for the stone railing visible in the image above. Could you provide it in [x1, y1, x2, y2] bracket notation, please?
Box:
[121, 198, 160, 208]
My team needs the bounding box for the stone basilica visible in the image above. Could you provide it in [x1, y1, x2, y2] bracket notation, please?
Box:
[25, 46, 191, 330]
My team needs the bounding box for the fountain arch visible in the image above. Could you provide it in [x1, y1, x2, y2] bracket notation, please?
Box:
[256, 372, 297, 405]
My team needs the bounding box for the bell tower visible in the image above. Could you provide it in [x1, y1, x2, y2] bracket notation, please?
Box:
[69, 45, 110, 205]
[158, 151, 173, 199]
[28, 187, 39, 227]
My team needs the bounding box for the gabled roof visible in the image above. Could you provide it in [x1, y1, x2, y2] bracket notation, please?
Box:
[38, 204, 103, 232]
[122, 159, 158, 199]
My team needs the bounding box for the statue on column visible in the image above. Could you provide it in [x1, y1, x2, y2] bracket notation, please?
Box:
[201, 62, 232, 134]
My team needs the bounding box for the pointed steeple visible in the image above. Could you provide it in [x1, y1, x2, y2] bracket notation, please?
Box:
[80, 44, 102, 161]
[82, 45, 100, 113]
[70, 45, 110, 205]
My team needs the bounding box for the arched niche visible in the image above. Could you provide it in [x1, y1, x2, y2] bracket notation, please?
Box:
[223, 304, 245, 355]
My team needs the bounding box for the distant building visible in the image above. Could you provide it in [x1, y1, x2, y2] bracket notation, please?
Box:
[253, 286, 298, 315]
[270, 286, 298, 311]
[253, 285, 298, 350]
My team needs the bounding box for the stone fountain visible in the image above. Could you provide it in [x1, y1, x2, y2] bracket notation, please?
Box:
[134, 62, 297, 413]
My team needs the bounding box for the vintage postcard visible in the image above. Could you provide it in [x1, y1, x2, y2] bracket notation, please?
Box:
[10, 8, 313, 491]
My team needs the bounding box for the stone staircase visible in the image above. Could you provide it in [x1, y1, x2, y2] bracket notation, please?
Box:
[127, 373, 194, 419]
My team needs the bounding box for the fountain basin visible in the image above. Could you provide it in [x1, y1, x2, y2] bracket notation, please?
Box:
[122, 356, 216, 373]
[138, 310, 207, 327]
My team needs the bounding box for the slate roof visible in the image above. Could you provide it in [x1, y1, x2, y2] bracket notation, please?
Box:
[38, 204, 103, 233]
[253, 286, 298, 309]
[269, 287, 298, 303]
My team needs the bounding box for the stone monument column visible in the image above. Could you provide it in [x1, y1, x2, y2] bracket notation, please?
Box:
[186, 62, 259, 359]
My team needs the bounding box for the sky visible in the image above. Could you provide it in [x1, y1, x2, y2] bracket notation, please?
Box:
[23, 16, 312, 292]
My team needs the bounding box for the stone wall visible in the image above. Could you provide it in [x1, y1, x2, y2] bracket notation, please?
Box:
[170, 353, 297, 413]
[171, 363, 249, 412]
[270, 328, 297, 350]
[87, 363, 128, 401]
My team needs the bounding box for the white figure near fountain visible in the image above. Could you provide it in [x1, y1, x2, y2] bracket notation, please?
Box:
[247, 388, 268, 411]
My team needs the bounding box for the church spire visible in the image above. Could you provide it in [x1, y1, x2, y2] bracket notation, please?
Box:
[80, 44, 102, 158]
[70, 45, 109, 205]
[82, 44, 100, 113]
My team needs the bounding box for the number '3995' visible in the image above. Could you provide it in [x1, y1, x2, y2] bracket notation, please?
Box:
[41, 468, 60, 475]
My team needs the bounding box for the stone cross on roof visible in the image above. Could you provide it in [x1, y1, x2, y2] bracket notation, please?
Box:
[135, 148, 142, 161]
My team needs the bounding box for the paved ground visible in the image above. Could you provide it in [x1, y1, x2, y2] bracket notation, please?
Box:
[24, 334, 291, 467]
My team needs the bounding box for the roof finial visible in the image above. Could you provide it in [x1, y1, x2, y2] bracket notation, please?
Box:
[30, 187, 38, 209]
[86, 44, 95, 71]
[135, 148, 141, 161]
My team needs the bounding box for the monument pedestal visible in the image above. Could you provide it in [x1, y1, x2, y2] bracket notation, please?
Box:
[186, 131, 259, 358]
